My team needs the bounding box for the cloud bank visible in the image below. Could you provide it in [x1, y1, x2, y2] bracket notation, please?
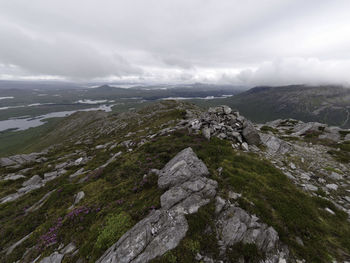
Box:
[0, 0, 350, 85]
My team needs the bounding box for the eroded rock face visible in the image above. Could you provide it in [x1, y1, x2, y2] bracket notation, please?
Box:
[242, 121, 262, 146]
[260, 134, 291, 155]
[158, 147, 210, 189]
[215, 198, 288, 263]
[96, 147, 217, 263]
[1, 168, 67, 204]
[0, 152, 46, 168]
[38, 243, 77, 263]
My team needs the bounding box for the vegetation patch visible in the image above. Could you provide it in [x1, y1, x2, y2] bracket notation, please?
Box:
[260, 125, 279, 134]
[226, 243, 264, 263]
[95, 211, 133, 251]
[327, 141, 350, 163]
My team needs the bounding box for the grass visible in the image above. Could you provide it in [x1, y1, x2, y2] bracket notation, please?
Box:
[327, 141, 350, 163]
[151, 135, 350, 262]
[260, 125, 279, 134]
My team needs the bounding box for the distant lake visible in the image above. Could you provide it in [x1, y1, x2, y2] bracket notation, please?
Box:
[0, 104, 113, 132]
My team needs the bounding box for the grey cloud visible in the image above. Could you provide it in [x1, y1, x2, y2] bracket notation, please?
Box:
[0, 0, 350, 84]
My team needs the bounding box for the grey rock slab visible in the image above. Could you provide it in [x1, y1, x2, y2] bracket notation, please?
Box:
[158, 147, 209, 189]
[329, 172, 343, 180]
[292, 122, 325, 136]
[26, 190, 56, 213]
[39, 252, 64, 263]
[319, 132, 341, 142]
[326, 184, 338, 191]
[242, 121, 262, 146]
[60, 242, 77, 255]
[22, 175, 42, 187]
[97, 209, 188, 263]
[74, 191, 85, 205]
[5, 232, 32, 255]
[241, 142, 249, 151]
[97, 147, 217, 263]
[216, 204, 283, 257]
[303, 184, 318, 192]
[160, 186, 189, 210]
[345, 133, 350, 141]
[202, 127, 211, 140]
[0, 157, 17, 167]
[70, 168, 85, 178]
[325, 207, 335, 215]
[260, 134, 291, 155]
[3, 173, 25, 181]
[215, 196, 226, 214]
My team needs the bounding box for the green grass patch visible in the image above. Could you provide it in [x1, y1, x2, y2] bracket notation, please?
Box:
[95, 211, 133, 250]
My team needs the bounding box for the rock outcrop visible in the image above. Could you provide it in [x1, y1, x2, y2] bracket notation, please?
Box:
[1, 168, 67, 204]
[38, 243, 77, 263]
[215, 197, 288, 263]
[260, 133, 291, 155]
[96, 148, 217, 263]
[0, 152, 47, 168]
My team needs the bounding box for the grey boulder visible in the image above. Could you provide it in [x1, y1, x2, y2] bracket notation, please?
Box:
[242, 121, 262, 146]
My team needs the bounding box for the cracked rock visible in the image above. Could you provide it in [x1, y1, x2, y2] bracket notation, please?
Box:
[97, 147, 217, 263]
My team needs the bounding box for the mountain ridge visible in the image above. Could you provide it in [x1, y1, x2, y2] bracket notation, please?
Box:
[204, 85, 350, 128]
[0, 101, 349, 262]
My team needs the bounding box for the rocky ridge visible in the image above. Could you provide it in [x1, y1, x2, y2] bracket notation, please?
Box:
[0, 101, 349, 263]
[96, 147, 218, 263]
[97, 147, 288, 263]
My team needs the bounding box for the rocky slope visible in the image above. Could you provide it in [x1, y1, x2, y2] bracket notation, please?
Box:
[0, 100, 349, 263]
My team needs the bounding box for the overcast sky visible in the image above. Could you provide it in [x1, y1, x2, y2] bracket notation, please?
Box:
[1, 0, 350, 86]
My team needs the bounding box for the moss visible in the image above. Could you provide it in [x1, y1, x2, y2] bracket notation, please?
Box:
[95, 211, 133, 250]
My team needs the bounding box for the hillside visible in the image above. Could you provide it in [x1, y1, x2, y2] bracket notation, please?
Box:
[0, 101, 349, 263]
[207, 85, 350, 128]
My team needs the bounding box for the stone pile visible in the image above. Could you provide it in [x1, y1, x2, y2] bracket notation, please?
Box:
[185, 105, 262, 150]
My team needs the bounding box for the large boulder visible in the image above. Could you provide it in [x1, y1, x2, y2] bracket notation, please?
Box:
[0, 152, 44, 167]
[292, 122, 325, 136]
[215, 200, 288, 263]
[242, 121, 262, 146]
[318, 127, 341, 142]
[158, 147, 210, 189]
[97, 147, 217, 263]
[260, 134, 291, 155]
[345, 133, 350, 141]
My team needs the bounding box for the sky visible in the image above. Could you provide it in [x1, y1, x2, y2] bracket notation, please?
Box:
[1, 0, 350, 86]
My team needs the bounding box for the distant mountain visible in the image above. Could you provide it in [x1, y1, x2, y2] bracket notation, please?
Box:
[220, 85, 350, 128]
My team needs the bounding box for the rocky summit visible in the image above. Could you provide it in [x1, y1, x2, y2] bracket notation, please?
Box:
[0, 100, 349, 263]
